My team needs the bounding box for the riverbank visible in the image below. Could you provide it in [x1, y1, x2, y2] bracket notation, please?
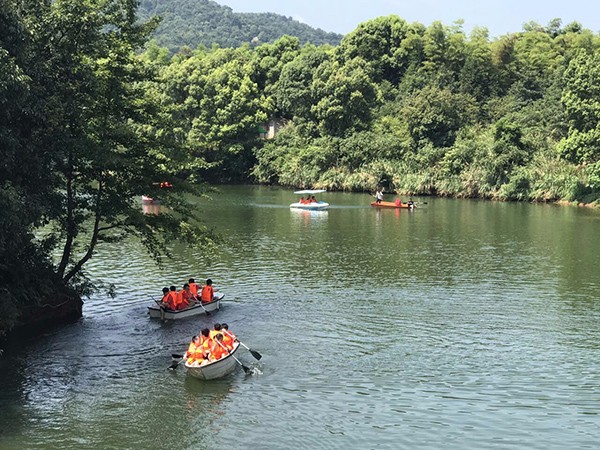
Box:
[4, 294, 82, 342]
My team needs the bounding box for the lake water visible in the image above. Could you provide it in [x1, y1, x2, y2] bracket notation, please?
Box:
[1, 186, 599, 449]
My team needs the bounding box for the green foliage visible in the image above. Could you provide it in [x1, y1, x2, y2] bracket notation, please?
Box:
[559, 50, 600, 188]
[137, 0, 342, 53]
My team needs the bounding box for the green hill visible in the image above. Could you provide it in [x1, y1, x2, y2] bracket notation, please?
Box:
[138, 0, 343, 52]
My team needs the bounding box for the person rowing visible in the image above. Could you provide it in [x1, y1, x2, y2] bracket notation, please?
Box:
[200, 278, 215, 303]
[160, 287, 176, 310]
[375, 188, 384, 204]
[188, 278, 200, 299]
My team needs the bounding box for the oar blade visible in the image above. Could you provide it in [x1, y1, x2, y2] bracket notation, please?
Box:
[249, 349, 262, 360]
[172, 353, 183, 359]
[241, 364, 252, 374]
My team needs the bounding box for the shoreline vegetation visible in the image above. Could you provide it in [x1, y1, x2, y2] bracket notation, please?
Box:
[2, 0, 600, 340]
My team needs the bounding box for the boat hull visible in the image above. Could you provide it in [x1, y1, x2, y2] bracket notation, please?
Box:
[185, 342, 241, 380]
[148, 293, 224, 319]
[290, 202, 329, 210]
[370, 201, 415, 209]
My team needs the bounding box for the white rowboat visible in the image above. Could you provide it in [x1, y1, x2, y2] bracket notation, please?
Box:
[148, 292, 224, 320]
[185, 342, 241, 380]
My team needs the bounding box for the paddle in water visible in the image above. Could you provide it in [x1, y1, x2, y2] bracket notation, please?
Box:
[169, 356, 185, 370]
[223, 330, 262, 360]
[217, 341, 251, 374]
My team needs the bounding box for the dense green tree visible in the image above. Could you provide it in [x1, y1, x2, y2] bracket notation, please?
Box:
[559, 50, 600, 188]
[0, 0, 217, 337]
[311, 57, 380, 136]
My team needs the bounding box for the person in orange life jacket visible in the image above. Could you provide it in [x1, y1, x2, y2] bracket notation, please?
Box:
[188, 278, 200, 299]
[209, 333, 228, 361]
[209, 323, 222, 340]
[299, 196, 305, 204]
[395, 197, 401, 207]
[310, 195, 317, 203]
[198, 328, 212, 359]
[169, 285, 181, 309]
[200, 279, 214, 303]
[221, 323, 235, 350]
[160, 287, 176, 310]
[177, 283, 194, 309]
[185, 335, 203, 365]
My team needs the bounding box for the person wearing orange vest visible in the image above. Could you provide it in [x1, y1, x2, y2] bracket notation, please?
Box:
[198, 328, 211, 360]
[188, 278, 200, 299]
[161, 287, 177, 310]
[221, 323, 235, 350]
[169, 285, 180, 309]
[200, 279, 214, 303]
[177, 283, 194, 310]
[209, 333, 228, 361]
[185, 335, 202, 365]
[209, 323, 222, 340]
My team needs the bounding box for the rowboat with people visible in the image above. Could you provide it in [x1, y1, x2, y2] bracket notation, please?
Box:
[184, 341, 242, 380]
[289, 189, 329, 210]
[148, 292, 224, 320]
[370, 200, 416, 209]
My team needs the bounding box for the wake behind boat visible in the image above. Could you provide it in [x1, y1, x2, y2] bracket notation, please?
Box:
[290, 189, 329, 210]
[148, 292, 224, 320]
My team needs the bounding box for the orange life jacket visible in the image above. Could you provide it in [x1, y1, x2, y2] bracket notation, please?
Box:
[163, 292, 177, 309]
[201, 285, 214, 303]
[222, 331, 234, 349]
[178, 289, 192, 305]
[189, 283, 199, 298]
[211, 342, 228, 360]
[186, 341, 201, 364]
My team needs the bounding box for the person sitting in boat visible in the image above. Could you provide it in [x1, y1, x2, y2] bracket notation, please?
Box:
[200, 279, 215, 303]
[198, 328, 212, 358]
[209, 323, 222, 340]
[299, 196, 306, 204]
[310, 195, 317, 203]
[221, 323, 235, 350]
[188, 278, 200, 299]
[209, 333, 228, 361]
[177, 283, 195, 309]
[407, 198, 415, 208]
[185, 335, 203, 365]
[160, 287, 176, 310]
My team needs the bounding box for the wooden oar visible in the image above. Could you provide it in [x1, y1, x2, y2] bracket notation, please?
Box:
[151, 297, 166, 320]
[218, 341, 251, 374]
[224, 331, 262, 360]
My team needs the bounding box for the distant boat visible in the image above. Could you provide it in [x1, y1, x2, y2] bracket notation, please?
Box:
[371, 201, 416, 209]
[290, 189, 329, 210]
[148, 292, 224, 320]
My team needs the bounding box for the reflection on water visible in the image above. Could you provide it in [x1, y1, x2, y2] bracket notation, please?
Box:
[1, 186, 599, 449]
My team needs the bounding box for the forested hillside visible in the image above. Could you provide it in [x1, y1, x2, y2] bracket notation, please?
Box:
[138, 0, 342, 52]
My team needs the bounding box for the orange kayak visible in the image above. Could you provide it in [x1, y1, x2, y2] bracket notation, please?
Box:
[370, 201, 415, 209]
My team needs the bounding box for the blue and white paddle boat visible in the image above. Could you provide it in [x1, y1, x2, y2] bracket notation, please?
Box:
[289, 189, 329, 210]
